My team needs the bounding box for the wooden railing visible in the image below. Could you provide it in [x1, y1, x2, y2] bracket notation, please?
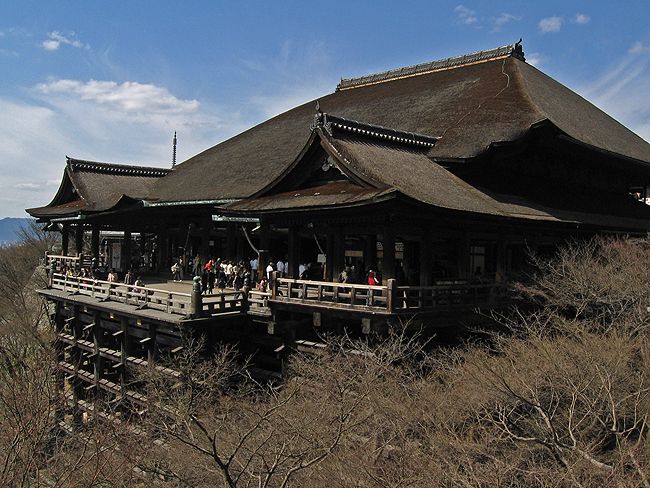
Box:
[50, 273, 191, 316]
[202, 291, 247, 316]
[45, 253, 83, 271]
[248, 290, 272, 315]
[273, 277, 389, 312]
[394, 282, 507, 311]
[49, 271, 508, 318]
[272, 276, 506, 314]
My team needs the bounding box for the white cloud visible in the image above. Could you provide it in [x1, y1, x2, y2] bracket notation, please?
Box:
[573, 13, 590, 25]
[526, 53, 543, 67]
[36, 79, 200, 115]
[454, 5, 479, 25]
[41, 31, 88, 51]
[492, 12, 521, 32]
[15, 183, 42, 191]
[491, 13, 519, 31]
[630, 41, 650, 55]
[538, 16, 563, 33]
[580, 45, 650, 143]
[0, 79, 249, 216]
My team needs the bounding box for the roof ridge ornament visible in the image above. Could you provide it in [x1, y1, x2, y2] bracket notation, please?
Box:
[337, 40, 526, 91]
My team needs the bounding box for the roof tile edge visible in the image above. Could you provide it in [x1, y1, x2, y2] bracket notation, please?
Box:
[66, 157, 172, 177]
[337, 40, 525, 91]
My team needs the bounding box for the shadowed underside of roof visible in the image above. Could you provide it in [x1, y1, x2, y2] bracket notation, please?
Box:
[149, 44, 650, 204]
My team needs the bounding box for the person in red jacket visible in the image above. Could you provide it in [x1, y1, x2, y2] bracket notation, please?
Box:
[367, 270, 379, 286]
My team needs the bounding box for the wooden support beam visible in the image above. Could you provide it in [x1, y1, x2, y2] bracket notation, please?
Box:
[74, 225, 84, 256]
[112, 330, 124, 337]
[382, 228, 396, 281]
[139, 337, 152, 344]
[83, 322, 95, 331]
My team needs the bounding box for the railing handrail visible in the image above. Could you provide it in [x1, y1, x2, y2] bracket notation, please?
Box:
[396, 281, 501, 291]
[47, 253, 81, 261]
[276, 277, 386, 291]
[51, 273, 192, 298]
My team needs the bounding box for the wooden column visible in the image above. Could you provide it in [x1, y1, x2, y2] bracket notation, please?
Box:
[157, 231, 167, 272]
[325, 230, 335, 281]
[200, 223, 210, 259]
[333, 227, 345, 279]
[74, 225, 84, 256]
[287, 225, 300, 278]
[71, 305, 83, 427]
[91, 227, 100, 264]
[258, 224, 270, 281]
[53, 302, 65, 425]
[147, 324, 157, 363]
[226, 223, 236, 259]
[123, 231, 132, 272]
[419, 232, 433, 286]
[495, 236, 506, 283]
[61, 224, 70, 256]
[92, 312, 103, 396]
[381, 228, 396, 281]
[364, 234, 377, 273]
[119, 317, 130, 387]
[235, 225, 246, 262]
[458, 231, 470, 279]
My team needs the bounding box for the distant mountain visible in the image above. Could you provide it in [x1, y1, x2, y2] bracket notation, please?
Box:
[0, 217, 32, 245]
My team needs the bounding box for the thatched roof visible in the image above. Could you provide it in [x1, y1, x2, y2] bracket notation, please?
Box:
[27, 158, 170, 219]
[149, 42, 650, 204]
[223, 120, 650, 231]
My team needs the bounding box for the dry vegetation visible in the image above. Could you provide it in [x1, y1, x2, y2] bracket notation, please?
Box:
[0, 232, 649, 487]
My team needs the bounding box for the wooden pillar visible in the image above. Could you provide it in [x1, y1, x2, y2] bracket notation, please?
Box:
[326, 231, 335, 281]
[147, 324, 157, 363]
[71, 305, 83, 427]
[61, 224, 70, 256]
[258, 224, 270, 280]
[123, 230, 132, 273]
[119, 317, 130, 387]
[53, 302, 65, 425]
[333, 227, 345, 279]
[364, 234, 377, 273]
[92, 312, 103, 396]
[200, 223, 210, 259]
[419, 232, 433, 286]
[235, 225, 246, 262]
[91, 227, 100, 264]
[74, 225, 84, 256]
[495, 236, 506, 283]
[287, 225, 300, 278]
[226, 223, 236, 259]
[156, 230, 167, 271]
[381, 228, 395, 281]
[458, 231, 470, 279]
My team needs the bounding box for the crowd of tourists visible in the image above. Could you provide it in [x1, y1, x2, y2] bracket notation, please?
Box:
[166, 254, 389, 295]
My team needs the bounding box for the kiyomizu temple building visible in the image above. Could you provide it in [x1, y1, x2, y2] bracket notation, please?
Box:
[27, 41, 650, 397]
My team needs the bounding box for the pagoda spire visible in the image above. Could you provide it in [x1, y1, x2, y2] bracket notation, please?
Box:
[172, 131, 177, 168]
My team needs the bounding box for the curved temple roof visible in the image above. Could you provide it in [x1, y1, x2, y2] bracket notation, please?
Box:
[27, 158, 170, 219]
[28, 41, 650, 231]
[148, 41, 650, 204]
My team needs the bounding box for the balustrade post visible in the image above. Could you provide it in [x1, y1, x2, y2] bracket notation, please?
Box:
[271, 271, 279, 299]
[386, 279, 397, 313]
[190, 276, 203, 318]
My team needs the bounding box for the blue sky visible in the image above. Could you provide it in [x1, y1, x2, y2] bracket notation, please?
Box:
[1, 1, 649, 216]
